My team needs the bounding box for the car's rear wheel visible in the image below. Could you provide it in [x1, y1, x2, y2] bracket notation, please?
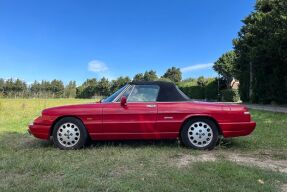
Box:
[52, 117, 88, 149]
[180, 118, 218, 150]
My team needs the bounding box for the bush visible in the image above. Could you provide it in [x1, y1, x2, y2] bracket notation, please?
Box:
[178, 79, 218, 100]
[221, 89, 240, 102]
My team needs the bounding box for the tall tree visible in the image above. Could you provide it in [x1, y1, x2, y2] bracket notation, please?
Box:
[197, 76, 207, 87]
[213, 51, 236, 87]
[162, 67, 182, 82]
[64, 81, 77, 98]
[133, 73, 144, 81]
[40, 80, 52, 97]
[143, 70, 157, 81]
[50, 80, 64, 98]
[97, 77, 110, 96]
[233, 0, 287, 103]
[0, 78, 4, 96]
[76, 78, 98, 98]
[110, 76, 130, 93]
[30, 81, 41, 97]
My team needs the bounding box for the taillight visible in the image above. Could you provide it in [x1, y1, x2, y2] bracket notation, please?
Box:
[244, 111, 250, 115]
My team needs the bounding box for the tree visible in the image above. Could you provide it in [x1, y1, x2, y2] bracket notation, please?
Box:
[233, 0, 287, 104]
[157, 77, 172, 82]
[30, 81, 41, 97]
[64, 81, 77, 98]
[0, 78, 4, 96]
[213, 51, 236, 87]
[76, 78, 98, 98]
[133, 73, 144, 81]
[50, 80, 64, 98]
[143, 70, 157, 81]
[97, 77, 110, 96]
[14, 79, 27, 97]
[40, 80, 52, 97]
[162, 67, 182, 82]
[197, 76, 207, 87]
[110, 76, 131, 93]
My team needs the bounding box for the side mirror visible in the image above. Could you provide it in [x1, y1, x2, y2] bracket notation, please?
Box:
[120, 96, 127, 106]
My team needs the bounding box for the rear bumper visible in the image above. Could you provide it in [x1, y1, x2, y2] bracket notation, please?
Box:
[219, 121, 256, 138]
[28, 123, 50, 140]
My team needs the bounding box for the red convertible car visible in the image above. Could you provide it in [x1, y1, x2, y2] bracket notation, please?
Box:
[28, 81, 256, 150]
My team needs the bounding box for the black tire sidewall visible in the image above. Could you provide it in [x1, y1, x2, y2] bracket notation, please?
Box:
[52, 117, 88, 149]
[181, 118, 218, 150]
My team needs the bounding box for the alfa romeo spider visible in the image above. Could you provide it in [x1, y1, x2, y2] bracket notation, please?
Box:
[28, 81, 256, 150]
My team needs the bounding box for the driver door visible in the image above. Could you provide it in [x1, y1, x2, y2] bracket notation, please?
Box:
[100, 85, 159, 140]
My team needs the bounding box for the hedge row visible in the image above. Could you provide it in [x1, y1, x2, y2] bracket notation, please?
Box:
[179, 81, 240, 102]
[178, 80, 218, 100]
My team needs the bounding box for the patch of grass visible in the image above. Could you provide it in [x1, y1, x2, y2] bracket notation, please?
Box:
[0, 99, 286, 191]
[0, 133, 286, 192]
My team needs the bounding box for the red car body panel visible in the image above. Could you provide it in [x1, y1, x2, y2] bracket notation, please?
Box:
[28, 101, 256, 141]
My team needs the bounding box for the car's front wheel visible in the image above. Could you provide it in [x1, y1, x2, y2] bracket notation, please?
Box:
[52, 117, 88, 149]
[181, 118, 218, 150]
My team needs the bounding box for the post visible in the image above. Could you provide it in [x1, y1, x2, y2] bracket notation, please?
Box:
[249, 61, 253, 102]
[217, 74, 220, 101]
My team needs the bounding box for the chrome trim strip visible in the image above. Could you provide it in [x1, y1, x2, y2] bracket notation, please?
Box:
[112, 84, 131, 103]
[126, 85, 135, 102]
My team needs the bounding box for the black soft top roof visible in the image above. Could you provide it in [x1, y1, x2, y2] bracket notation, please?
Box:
[130, 81, 190, 102]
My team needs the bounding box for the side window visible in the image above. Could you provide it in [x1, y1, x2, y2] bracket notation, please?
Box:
[127, 85, 159, 102]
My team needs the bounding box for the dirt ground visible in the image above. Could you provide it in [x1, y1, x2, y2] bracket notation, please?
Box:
[175, 151, 287, 173]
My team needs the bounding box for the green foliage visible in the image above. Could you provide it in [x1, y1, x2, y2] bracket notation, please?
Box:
[97, 77, 110, 96]
[64, 81, 77, 98]
[1, 78, 27, 98]
[50, 80, 64, 98]
[133, 73, 144, 81]
[196, 76, 207, 87]
[143, 70, 158, 81]
[213, 51, 236, 87]
[162, 67, 182, 82]
[233, 0, 287, 104]
[157, 77, 172, 82]
[221, 89, 240, 102]
[110, 76, 131, 93]
[76, 78, 98, 98]
[178, 77, 218, 100]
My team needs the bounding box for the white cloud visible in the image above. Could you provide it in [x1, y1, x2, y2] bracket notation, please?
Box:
[181, 63, 213, 73]
[88, 60, 108, 72]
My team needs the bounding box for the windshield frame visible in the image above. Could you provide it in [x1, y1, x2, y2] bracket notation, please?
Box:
[101, 84, 130, 103]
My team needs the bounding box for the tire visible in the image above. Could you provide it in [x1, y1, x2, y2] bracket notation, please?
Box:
[180, 118, 218, 150]
[52, 117, 88, 149]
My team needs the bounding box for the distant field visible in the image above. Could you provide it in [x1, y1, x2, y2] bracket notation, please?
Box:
[0, 99, 286, 192]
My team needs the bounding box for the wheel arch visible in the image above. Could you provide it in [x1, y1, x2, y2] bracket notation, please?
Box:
[179, 115, 222, 138]
[49, 115, 86, 136]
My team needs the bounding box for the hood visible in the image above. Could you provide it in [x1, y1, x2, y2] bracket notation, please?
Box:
[42, 103, 102, 116]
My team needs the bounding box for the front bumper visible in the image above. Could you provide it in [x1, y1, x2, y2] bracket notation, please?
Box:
[28, 123, 51, 140]
[219, 121, 256, 138]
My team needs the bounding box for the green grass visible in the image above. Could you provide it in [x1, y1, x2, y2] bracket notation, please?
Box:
[0, 99, 286, 191]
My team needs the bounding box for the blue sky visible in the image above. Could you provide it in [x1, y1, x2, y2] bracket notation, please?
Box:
[0, 0, 255, 85]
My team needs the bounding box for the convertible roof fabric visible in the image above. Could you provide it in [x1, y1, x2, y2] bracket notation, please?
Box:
[130, 81, 190, 102]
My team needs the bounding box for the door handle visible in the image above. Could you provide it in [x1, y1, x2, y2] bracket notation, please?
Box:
[146, 104, 156, 108]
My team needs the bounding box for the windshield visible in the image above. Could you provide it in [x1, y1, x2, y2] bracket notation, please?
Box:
[101, 85, 128, 103]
